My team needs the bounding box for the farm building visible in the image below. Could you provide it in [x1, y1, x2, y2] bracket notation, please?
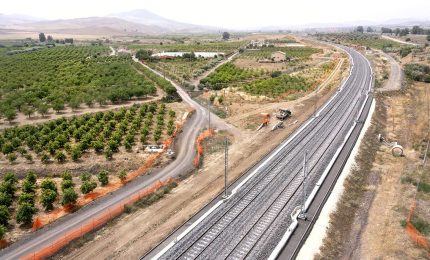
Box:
[271, 51, 287, 62]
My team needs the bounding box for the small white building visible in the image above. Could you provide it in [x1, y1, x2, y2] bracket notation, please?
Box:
[271, 51, 287, 62]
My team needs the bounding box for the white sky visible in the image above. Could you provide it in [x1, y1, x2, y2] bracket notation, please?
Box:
[1, 0, 430, 28]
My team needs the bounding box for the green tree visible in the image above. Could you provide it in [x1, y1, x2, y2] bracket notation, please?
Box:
[71, 147, 82, 161]
[0, 192, 12, 207]
[39, 32, 46, 42]
[97, 170, 109, 186]
[0, 205, 10, 226]
[3, 172, 17, 184]
[61, 188, 78, 205]
[18, 192, 34, 205]
[0, 181, 16, 198]
[356, 26, 364, 33]
[52, 100, 65, 113]
[427, 35, 430, 42]
[222, 32, 230, 40]
[37, 103, 50, 117]
[21, 179, 36, 193]
[366, 26, 374, 33]
[61, 179, 74, 191]
[41, 178, 57, 192]
[40, 152, 50, 164]
[80, 181, 97, 194]
[62, 171, 73, 181]
[47, 35, 54, 42]
[41, 189, 57, 211]
[25, 171, 37, 184]
[22, 105, 35, 118]
[55, 151, 66, 163]
[80, 172, 91, 182]
[135, 49, 153, 61]
[4, 109, 17, 123]
[16, 202, 36, 225]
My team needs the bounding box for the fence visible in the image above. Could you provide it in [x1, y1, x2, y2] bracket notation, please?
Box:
[22, 179, 173, 260]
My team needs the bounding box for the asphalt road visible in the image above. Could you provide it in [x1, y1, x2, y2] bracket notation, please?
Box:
[0, 57, 234, 260]
[147, 46, 373, 260]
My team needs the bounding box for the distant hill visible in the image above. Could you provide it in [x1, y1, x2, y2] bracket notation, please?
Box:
[108, 9, 218, 33]
[0, 14, 43, 26]
[0, 9, 219, 36]
[8, 17, 165, 35]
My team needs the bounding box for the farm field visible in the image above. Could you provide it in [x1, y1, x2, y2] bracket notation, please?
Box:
[316, 33, 403, 51]
[0, 102, 186, 175]
[0, 45, 166, 124]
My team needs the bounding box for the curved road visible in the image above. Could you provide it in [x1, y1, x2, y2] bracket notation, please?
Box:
[0, 56, 235, 260]
[147, 45, 373, 259]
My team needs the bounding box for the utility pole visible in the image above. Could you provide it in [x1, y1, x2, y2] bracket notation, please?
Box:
[299, 151, 308, 220]
[223, 137, 229, 199]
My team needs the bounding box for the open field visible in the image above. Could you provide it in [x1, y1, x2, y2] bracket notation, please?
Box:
[317, 33, 403, 51]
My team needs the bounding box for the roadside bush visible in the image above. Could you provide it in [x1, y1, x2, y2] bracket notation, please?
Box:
[41, 178, 57, 192]
[61, 180, 75, 191]
[41, 189, 57, 211]
[62, 188, 78, 205]
[80, 181, 97, 194]
[97, 170, 109, 186]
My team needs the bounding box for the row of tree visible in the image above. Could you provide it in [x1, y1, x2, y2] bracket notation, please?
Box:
[38, 32, 73, 44]
[357, 25, 430, 39]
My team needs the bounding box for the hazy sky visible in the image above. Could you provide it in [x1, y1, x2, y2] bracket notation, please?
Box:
[2, 0, 430, 28]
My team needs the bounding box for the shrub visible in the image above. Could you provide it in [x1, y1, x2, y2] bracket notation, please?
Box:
[97, 170, 109, 186]
[61, 179, 75, 191]
[16, 202, 36, 225]
[118, 170, 127, 182]
[25, 171, 37, 184]
[18, 192, 34, 205]
[41, 189, 57, 211]
[3, 172, 17, 184]
[80, 181, 97, 194]
[0, 192, 12, 207]
[80, 172, 91, 182]
[62, 171, 73, 181]
[41, 178, 57, 192]
[62, 188, 78, 205]
[7, 153, 17, 163]
[0, 205, 10, 226]
[0, 181, 16, 197]
[22, 179, 36, 193]
[55, 151, 66, 163]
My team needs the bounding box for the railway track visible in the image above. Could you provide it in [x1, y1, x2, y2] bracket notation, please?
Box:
[148, 45, 372, 260]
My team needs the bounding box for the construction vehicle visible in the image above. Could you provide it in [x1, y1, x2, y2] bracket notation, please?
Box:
[276, 109, 292, 120]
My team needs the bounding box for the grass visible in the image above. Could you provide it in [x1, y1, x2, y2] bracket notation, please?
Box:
[317, 33, 402, 51]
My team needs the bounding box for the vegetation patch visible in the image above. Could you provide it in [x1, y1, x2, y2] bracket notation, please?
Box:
[404, 63, 430, 83]
[0, 103, 177, 164]
[0, 46, 159, 121]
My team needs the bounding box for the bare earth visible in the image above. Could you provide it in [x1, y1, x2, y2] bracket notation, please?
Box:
[59, 45, 348, 259]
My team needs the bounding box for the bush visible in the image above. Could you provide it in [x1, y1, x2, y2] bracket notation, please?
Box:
[25, 171, 37, 184]
[18, 192, 34, 205]
[62, 188, 78, 205]
[118, 170, 127, 182]
[3, 172, 17, 184]
[97, 170, 109, 186]
[80, 172, 91, 182]
[22, 179, 36, 193]
[62, 171, 73, 181]
[16, 202, 36, 225]
[7, 153, 17, 163]
[80, 181, 97, 194]
[41, 178, 57, 192]
[0, 181, 16, 197]
[0, 192, 12, 207]
[41, 189, 57, 211]
[55, 151, 66, 163]
[71, 147, 82, 161]
[0, 205, 10, 226]
[61, 179, 75, 191]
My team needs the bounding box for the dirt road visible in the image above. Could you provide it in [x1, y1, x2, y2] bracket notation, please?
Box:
[377, 51, 403, 92]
